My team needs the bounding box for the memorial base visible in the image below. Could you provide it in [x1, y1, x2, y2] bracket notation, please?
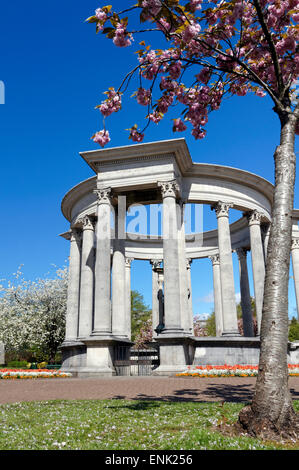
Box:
[192, 337, 260, 366]
[60, 337, 132, 378]
[152, 335, 194, 376]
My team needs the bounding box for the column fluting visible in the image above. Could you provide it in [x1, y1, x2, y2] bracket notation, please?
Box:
[236, 247, 254, 337]
[158, 180, 183, 335]
[150, 259, 162, 337]
[212, 201, 239, 336]
[291, 238, 299, 322]
[65, 228, 82, 342]
[125, 258, 133, 340]
[112, 205, 127, 337]
[261, 222, 271, 266]
[186, 258, 194, 334]
[78, 215, 95, 339]
[246, 210, 265, 334]
[209, 253, 223, 337]
[93, 187, 113, 335]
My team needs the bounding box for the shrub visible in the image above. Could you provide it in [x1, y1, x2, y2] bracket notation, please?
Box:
[7, 360, 29, 369]
[289, 317, 299, 342]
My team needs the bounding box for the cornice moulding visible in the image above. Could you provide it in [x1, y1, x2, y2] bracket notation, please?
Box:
[79, 138, 192, 175]
[60, 140, 299, 224]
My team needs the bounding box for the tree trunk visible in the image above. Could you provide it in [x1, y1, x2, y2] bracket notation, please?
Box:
[239, 110, 299, 439]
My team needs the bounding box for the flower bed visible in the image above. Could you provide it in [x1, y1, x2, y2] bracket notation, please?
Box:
[0, 369, 72, 379]
[176, 364, 299, 378]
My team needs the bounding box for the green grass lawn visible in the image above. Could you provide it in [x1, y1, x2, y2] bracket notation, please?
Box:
[0, 399, 299, 450]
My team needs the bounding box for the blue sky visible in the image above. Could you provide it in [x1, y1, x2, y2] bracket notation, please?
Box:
[0, 0, 298, 318]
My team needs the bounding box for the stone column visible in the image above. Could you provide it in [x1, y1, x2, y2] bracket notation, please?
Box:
[125, 257, 133, 340]
[177, 201, 190, 334]
[150, 259, 162, 337]
[157, 269, 165, 331]
[247, 210, 265, 334]
[236, 248, 254, 337]
[291, 238, 299, 322]
[212, 201, 239, 336]
[65, 228, 82, 341]
[261, 222, 271, 266]
[93, 188, 113, 335]
[112, 205, 127, 338]
[186, 258, 194, 335]
[209, 253, 223, 337]
[78, 215, 95, 339]
[158, 180, 183, 335]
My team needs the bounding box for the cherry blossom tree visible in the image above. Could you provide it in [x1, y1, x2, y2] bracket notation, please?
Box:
[87, 1, 299, 438]
[134, 318, 153, 348]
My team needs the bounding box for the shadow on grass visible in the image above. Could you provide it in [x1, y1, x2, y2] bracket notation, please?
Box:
[106, 384, 257, 408]
[101, 382, 299, 414]
[290, 388, 299, 399]
[107, 400, 162, 411]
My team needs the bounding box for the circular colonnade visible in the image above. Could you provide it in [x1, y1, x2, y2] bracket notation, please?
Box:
[59, 139, 299, 377]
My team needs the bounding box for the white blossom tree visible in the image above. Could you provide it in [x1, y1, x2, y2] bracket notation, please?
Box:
[0, 267, 67, 363]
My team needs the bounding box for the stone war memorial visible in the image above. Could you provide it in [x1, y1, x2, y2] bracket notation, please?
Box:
[59, 138, 299, 377]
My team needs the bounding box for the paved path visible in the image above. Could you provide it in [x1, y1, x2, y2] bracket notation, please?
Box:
[0, 377, 299, 404]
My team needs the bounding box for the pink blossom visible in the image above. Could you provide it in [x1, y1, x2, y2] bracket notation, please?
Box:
[168, 61, 182, 79]
[160, 76, 178, 91]
[113, 23, 132, 47]
[92, 130, 110, 147]
[141, 0, 162, 17]
[191, 127, 206, 140]
[148, 111, 164, 123]
[95, 8, 107, 22]
[196, 67, 211, 84]
[156, 18, 172, 32]
[136, 88, 151, 106]
[189, 0, 203, 11]
[98, 88, 122, 117]
[129, 127, 144, 142]
[172, 118, 187, 132]
[182, 22, 201, 42]
[140, 51, 160, 80]
[156, 92, 174, 113]
[88, 0, 298, 147]
[276, 36, 296, 54]
[255, 88, 266, 97]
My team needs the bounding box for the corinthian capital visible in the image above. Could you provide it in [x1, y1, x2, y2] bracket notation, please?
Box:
[236, 247, 248, 261]
[94, 187, 112, 205]
[209, 253, 220, 265]
[246, 210, 263, 226]
[157, 180, 180, 199]
[150, 259, 162, 270]
[211, 201, 233, 218]
[292, 238, 299, 250]
[78, 215, 95, 231]
[125, 257, 134, 268]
